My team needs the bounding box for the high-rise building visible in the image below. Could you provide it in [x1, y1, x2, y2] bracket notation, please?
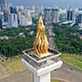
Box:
[20, 15, 28, 26]
[0, 0, 6, 11]
[19, 10, 32, 26]
[10, 6, 17, 14]
[44, 7, 51, 23]
[19, 8, 23, 15]
[32, 5, 35, 11]
[0, 12, 4, 23]
[0, 15, 2, 29]
[17, 11, 21, 24]
[20, 5, 24, 10]
[23, 11, 32, 25]
[8, 14, 18, 28]
[60, 13, 67, 22]
[67, 8, 73, 21]
[4, 9, 9, 22]
[51, 7, 59, 23]
[76, 11, 82, 28]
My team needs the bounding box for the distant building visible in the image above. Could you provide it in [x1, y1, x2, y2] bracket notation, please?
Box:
[18, 32, 25, 37]
[26, 11, 32, 25]
[4, 9, 9, 22]
[51, 7, 60, 23]
[28, 31, 34, 35]
[20, 15, 28, 26]
[44, 7, 51, 23]
[0, 0, 6, 11]
[20, 5, 24, 10]
[8, 14, 18, 28]
[10, 6, 17, 14]
[76, 11, 82, 28]
[17, 11, 21, 24]
[67, 8, 73, 21]
[19, 10, 32, 26]
[60, 13, 67, 22]
[59, 9, 67, 14]
[0, 12, 4, 23]
[19, 8, 23, 15]
[0, 35, 10, 39]
[0, 15, 3, 29]
[32, 5, 35, 11]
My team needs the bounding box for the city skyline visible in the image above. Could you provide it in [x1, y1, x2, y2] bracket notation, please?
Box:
[7, 0, 82, 8]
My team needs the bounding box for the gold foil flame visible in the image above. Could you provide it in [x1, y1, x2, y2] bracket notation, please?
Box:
[34, 16, 49, 57]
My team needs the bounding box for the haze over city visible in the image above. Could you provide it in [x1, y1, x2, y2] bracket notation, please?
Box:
[7, 0, 82, 8]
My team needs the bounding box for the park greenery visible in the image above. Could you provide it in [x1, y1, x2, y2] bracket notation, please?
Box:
[0, 26, 37, 58]
[52, 24, 82, 55]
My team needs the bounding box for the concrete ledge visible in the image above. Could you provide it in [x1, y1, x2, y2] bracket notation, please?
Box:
[22, 58, 63, 76]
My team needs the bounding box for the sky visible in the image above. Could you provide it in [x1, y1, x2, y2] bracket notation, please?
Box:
[7, 0, 82, 8]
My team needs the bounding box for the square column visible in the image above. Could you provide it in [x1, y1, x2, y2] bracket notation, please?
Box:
[22, 58, 63, 82]
[34, 72, 50, 82]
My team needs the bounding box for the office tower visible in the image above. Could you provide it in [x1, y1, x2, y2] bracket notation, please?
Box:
[0, 15, 2, 29]
[0, 12, 4, 23]
[27, 11, 32, 25]
[0, 7, 1, 11]
[0, 0, 6, 11]
[17, 11, 21, 24]
[10, 6, 17, 14]
[32, 5, 35, 11]
[19, 8, 23, 15]
[4, 9, 9, 22]
[20, 15, 28, 26]
[60, 13, 67, 22]
[24, 10, 32, 25]
[76, 11, 82, 28]
[8, 14, 18, 28]
[67, 8, 73, 21]
[20, 10, 32, 26]
[20, 5, 24, 10]
[51, 7, 60, 23]
[41, 5, 44, 11]
[44, 7, 51, 23]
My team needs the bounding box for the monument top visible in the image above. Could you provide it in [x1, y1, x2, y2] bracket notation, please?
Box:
[22, 16, 62, 64]
[34, 16, 49, 58]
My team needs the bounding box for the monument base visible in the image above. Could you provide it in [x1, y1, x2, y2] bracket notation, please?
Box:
[22, 57, 63, 82]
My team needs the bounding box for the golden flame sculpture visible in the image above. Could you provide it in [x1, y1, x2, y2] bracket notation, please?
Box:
[34, 16, 49, 58]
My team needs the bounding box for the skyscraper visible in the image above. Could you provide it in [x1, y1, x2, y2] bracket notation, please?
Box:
[0, 15, 2, 29]
[8, 14, 18, 28]
[4, 9, 9, 22]
[0, 0, 6, 11]
[60, 13, 67, 22]
[44, 7, 51, 23]
[19, 10, 32, 26]
[76, 11, 82, 28]
[67, 8, 73, 21]
[10, 6, 17, 14]
[51, 7, 59, 23]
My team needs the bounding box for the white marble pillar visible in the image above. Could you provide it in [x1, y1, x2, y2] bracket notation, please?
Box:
[34, 72, 50, 82]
